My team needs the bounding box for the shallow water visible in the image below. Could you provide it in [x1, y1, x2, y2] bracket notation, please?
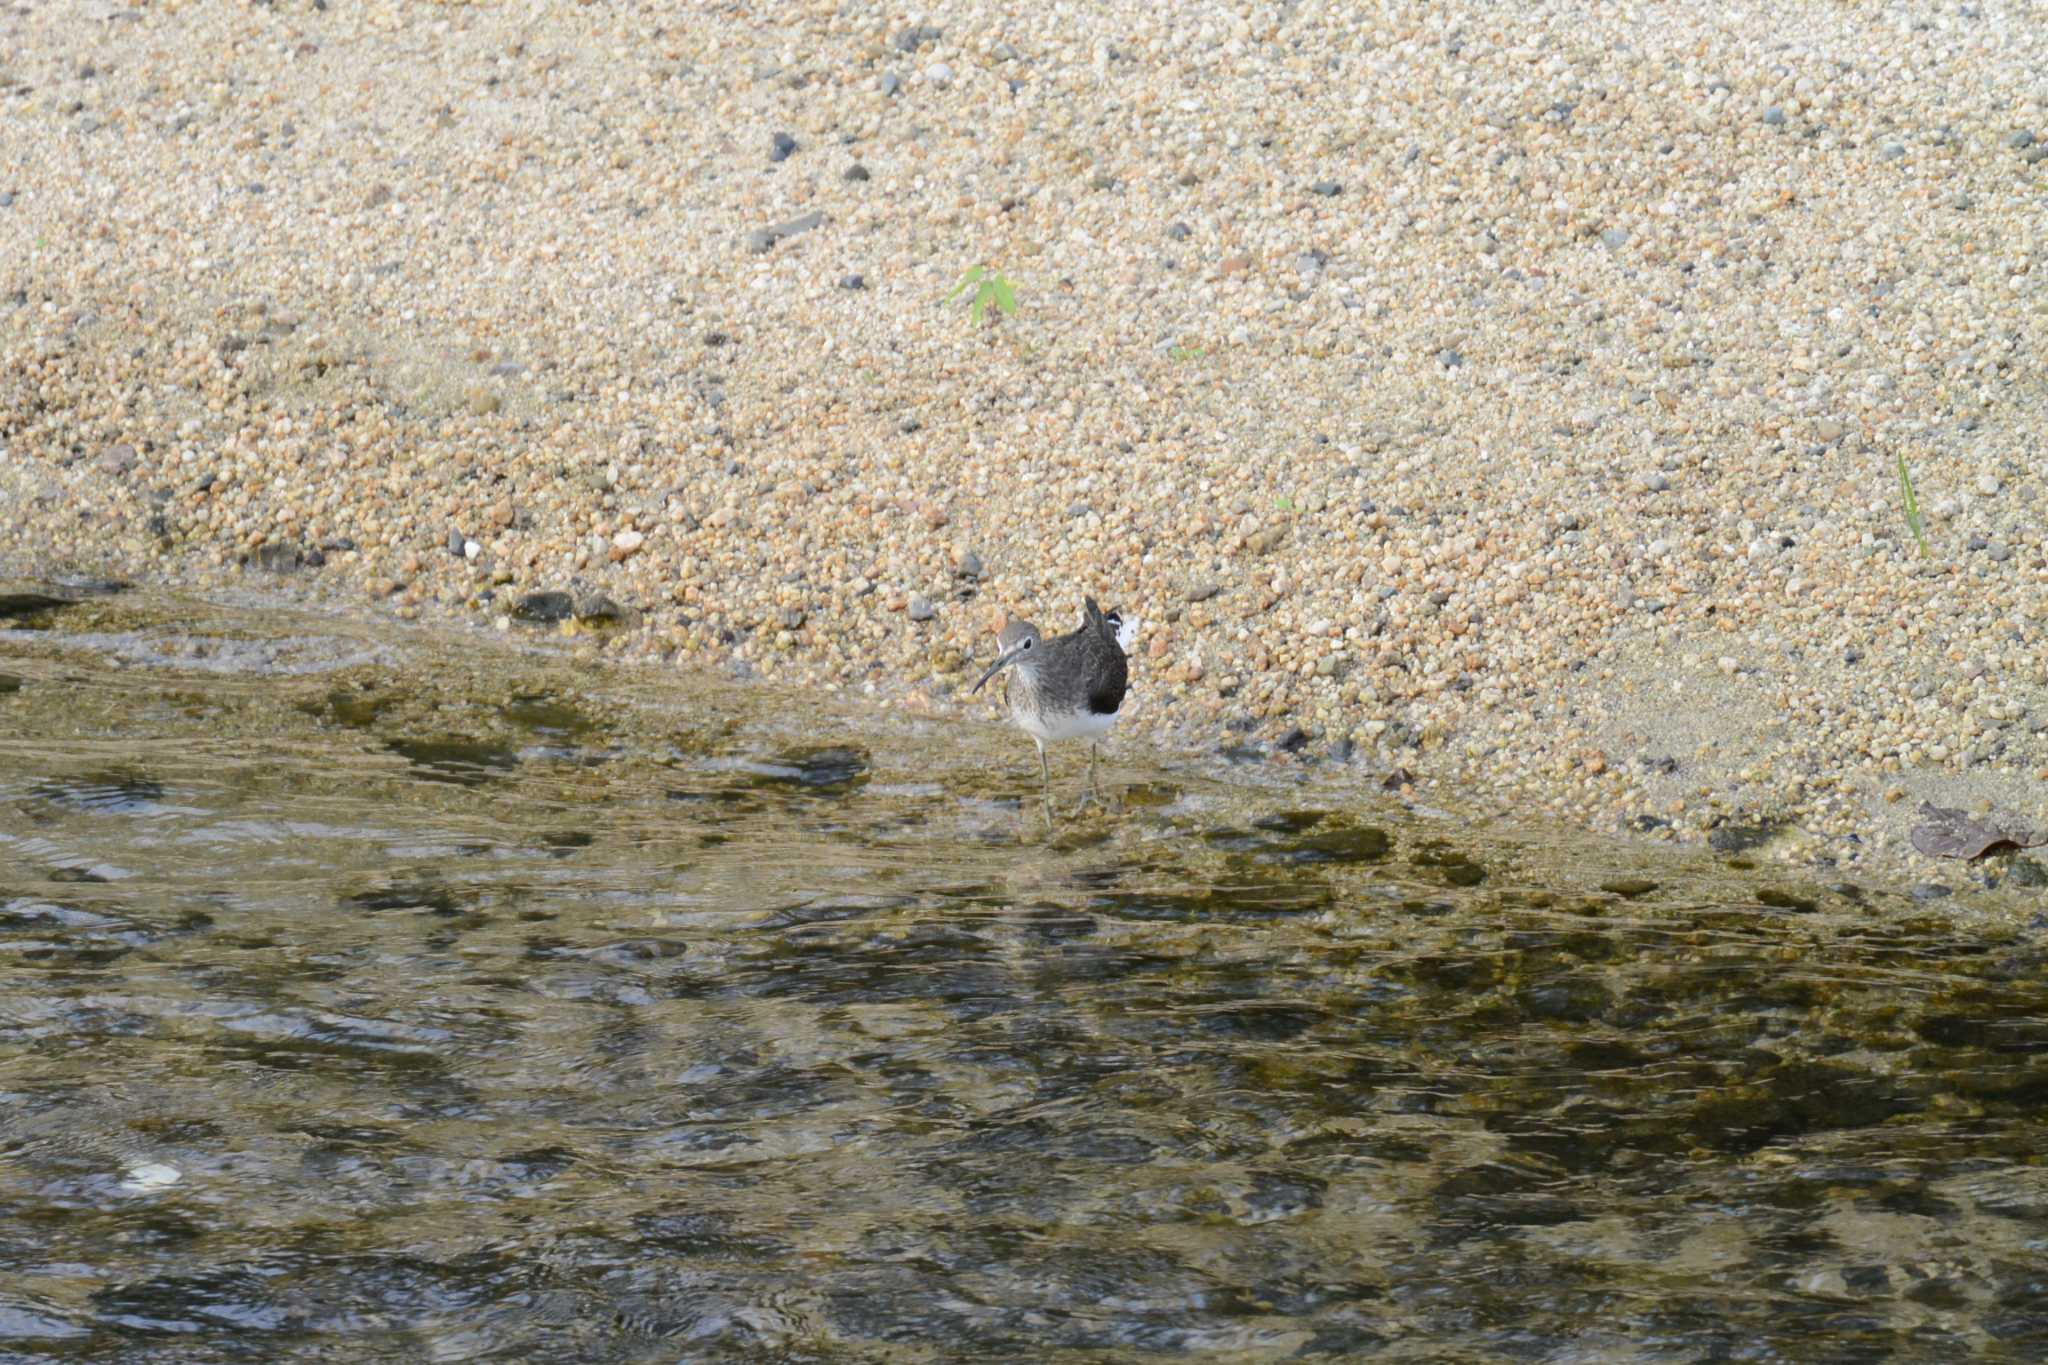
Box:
[2, 588, 2047, 1361]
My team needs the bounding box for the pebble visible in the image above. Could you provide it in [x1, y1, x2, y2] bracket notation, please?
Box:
[746, 211, 824, 254]
[769, 132, 798, 163]
[840, 274, 865, 290]
[0, 0, 2039, 891]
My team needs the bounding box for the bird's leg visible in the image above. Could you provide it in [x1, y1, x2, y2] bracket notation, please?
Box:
[1036, 739, 1053, 830]
[1071, 742, 1107, 815]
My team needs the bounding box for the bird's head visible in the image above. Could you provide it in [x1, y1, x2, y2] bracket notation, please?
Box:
[972, 616, 1042, 692]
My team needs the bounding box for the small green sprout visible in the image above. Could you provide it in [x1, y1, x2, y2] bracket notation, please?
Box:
[1274, 495, 1295, 512]
[1169, 344, 1207, 362]
[944, 265, 1018, 326]
[1896, 450, 1929, 558]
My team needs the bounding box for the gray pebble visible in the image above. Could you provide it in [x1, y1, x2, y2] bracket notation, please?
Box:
[842, 163, 870, 182]
[1437, 348, 1463, 368]
[1641, 472, 1670, 492]
[2024, 146, 2048, 164]
[447, 527, 465, 554]
[745, 210, 824, 254]
[2008, 129, 2035, 149]
[957, 550, 984, 578]
[770, 131, 797, 163]
[1762, 105, 1786, 126]
[0, 191, 13, 208]
[779, 608, 805, 629]
[1600, 227, 1628, 249]
[907, 595, 935, 622]
[924, 62, 954, 88]
[879, 71, 901, 97]
[839, 274, 865, 290]
[1989, 542, 2012, 562]
[1880, 142, 1905, 160]
[1166, 221, 1191, 240]
[1309, 180, 1342, 196]
[1185, 582, 1221, 603]
[895, 24, 941, 52]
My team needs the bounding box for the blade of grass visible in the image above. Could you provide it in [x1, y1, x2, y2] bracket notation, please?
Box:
[992, 276, 1017, 316]
[1896, 450, 1929, 558]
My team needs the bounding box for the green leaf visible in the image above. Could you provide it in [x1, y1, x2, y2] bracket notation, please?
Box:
[943, 265, 986, 304]
[991, 276, 1017, 316]
[969, 290, 986, 325]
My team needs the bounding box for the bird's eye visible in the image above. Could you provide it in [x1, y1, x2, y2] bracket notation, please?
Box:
[1021, 638, 1032, 649]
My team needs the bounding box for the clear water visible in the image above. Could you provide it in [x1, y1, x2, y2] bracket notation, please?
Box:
[3, 589, 2047, 1361]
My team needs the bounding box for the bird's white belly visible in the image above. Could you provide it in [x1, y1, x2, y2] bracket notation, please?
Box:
[1016, 706, 1119, 744]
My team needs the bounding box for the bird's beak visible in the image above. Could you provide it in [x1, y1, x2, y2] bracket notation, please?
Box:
[971, 641, 1026, 693]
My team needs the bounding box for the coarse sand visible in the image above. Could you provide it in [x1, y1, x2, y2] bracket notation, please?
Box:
[1, 0, 2044, 888]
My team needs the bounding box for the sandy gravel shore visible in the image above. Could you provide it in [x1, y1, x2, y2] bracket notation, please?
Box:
[2, 0, 2044, 886]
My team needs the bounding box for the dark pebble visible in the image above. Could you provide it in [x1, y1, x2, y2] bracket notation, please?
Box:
[447, 527, 465, 554]
[1762, 105, 1786, 126]
[957, 551, 984, 579]
[513, 591, 575, 623]
[843, 163, 871, 182]
[1166, 221, 1191, 240]
[908, 596, 935, 622]
[770, 131, 798, 162]
[1309, 180, 1342, 196]
[895, 24, 941, 51]
[839, 274, 864, 290]
[1276, 726, 1311, 753]
[1438, 348, 1463, 368]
